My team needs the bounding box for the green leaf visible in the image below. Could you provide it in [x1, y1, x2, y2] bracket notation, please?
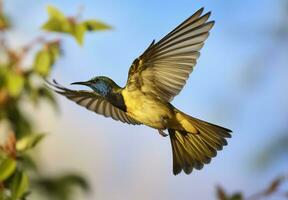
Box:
[34, 174, 89, 200]
[33, 41, 60, 77]
[0, 66, 8, 87]
[42, 18, 72, 33]
[0, 13, 10, 31]
[58, 174, 90, 191]
[48, 42, 61, 64]
[42, 19, 63, 32]
[10, 171, 29, 200]
[229, 193, 243, 200]
[73, 24, 86, 45]
[46, 5, 65, 20]
[34, 49, 52, 77]
[41, 5, 111, 46]
[16, 134, 45, 152]
[18, 154, 38, 171]
[42, 6, 72, 33]
[6, 72, 24, 97]
[82, 20, 112, 31]
[0, 157, 17, 181]
[7, 105, 33, 138]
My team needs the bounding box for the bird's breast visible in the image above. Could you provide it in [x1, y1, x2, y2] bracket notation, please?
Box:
[121, 88, 174, 129]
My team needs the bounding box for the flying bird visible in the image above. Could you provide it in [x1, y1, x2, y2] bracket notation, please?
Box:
[48, 8, 232, 175]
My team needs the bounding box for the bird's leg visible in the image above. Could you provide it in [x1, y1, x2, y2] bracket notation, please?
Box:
[158, 129, 168, 137]
[158, 116, 169, 137]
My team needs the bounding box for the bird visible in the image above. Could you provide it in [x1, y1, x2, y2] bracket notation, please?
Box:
[47, 7, 232, 175]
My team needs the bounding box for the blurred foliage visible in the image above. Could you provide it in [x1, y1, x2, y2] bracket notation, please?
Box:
[215, 0, 288, 199]
[256, 134, 288, 169]
[0, 13, 9, 31]
[216, 176, 288, 200]
[216, 186, 243, 200]
[42, 5, 112, 45]
[33, 40, 61, 77]
[33, 174, 89, 200]
[0, 1, 109, 199]
[16, 134, 45, 153]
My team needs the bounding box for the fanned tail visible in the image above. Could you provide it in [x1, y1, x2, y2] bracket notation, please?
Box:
[169, 115, 232, 175]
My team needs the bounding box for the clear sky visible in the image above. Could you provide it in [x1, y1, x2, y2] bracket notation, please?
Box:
[5, 0, 288, 199]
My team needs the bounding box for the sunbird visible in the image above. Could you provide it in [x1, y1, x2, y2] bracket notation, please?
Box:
[48, 8, 232, 175]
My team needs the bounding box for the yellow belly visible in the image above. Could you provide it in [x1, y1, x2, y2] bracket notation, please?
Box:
[121, 88, 174, 129]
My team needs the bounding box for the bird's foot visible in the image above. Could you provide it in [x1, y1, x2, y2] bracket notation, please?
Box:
[158, 129, 168, 137]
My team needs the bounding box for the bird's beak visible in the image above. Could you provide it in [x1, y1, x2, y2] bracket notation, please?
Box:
[71, 81, 90, 86]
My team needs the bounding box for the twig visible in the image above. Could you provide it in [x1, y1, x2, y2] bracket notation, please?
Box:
[22, 35, 47, 54]
[246, 175, 287, 200]
[75, 5, 85, 21]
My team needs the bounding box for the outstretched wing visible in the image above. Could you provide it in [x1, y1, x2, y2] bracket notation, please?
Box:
[48, 80, 141, 125]
[126, 8, 214, 101]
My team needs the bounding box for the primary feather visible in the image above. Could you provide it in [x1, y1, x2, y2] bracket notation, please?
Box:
[47, 80, 140, 125]
[126, 7, 214, 101]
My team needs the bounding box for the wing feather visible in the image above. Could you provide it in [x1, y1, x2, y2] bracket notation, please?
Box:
[47, 80, 141, 125]
[126, 8, 214, 101]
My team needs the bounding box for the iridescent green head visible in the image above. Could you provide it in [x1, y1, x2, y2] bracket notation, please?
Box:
[71, 76, 121, 97]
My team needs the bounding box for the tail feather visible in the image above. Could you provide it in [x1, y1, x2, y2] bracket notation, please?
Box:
[169, 115, 232, 175]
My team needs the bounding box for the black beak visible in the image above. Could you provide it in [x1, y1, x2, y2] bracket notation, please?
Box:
[71, 81, 90, 86]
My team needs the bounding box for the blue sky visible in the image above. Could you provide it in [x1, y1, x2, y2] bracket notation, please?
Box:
[5, 0, 288, 199]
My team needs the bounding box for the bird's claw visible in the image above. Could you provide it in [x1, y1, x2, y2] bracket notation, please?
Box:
[158, 130, 168, 137]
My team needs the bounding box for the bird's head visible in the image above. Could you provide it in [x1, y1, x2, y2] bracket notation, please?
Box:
[71, 76, 121, 97]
